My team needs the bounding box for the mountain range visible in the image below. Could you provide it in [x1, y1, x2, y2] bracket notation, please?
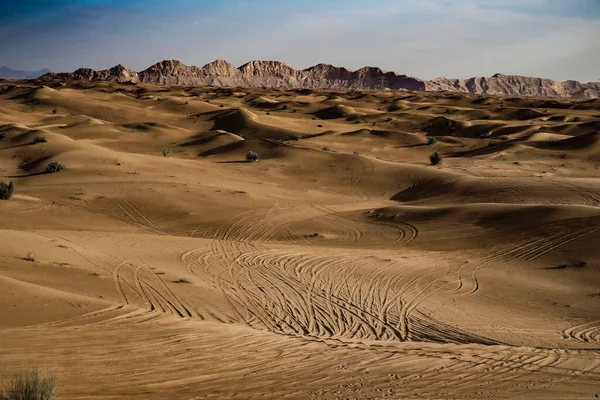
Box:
[0, 66, 51, 79]
[30, 59, 600, 99]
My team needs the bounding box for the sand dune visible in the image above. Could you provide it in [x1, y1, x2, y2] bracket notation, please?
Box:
[1, 81, 599, 399]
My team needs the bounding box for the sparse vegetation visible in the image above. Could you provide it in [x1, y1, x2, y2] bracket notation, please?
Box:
[245, 151, 260, 162]
[162, 148, 171, 157]
[23, 251, 36, 262]
[52, 108, 57, 114]
[0, 131, 7, 139]
[353, 151, 360, 155]
[322, 147, 334, 152]
[0, 367, 57, 400]
[32, 136, 47, 144]
[427, 137, 438, 145]
[173, 278, 191, 284]
[317, 124, 323, 128]
[0, 181, 14, 200]
[45, 162, 65, 173]
[292, 135, 301, 141]
[488, 141, 498, 147]
[429, 152, 442, 165]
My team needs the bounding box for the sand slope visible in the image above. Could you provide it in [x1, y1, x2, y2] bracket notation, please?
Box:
[1, 82, 599, 399]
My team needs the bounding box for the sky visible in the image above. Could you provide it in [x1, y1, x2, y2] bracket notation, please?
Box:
[0, 0, 599, 82]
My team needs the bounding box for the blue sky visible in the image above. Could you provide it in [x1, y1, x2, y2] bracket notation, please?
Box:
[1, 0, 599, 81]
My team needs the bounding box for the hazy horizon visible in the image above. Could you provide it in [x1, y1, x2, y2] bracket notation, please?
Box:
[1, 0, 599, 82]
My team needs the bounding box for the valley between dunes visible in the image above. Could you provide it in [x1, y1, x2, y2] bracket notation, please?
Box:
[1, 80, 599, 399]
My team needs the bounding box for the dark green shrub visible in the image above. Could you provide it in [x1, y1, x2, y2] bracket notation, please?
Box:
[427, 137, 438, 145]
[245, 151, 260, 162]
[162, 148, 171, 157]
[429, 152, 442, 165]
[0, 131, 7, 140]
[32, 136, 47, 144]
[0, 181, 14, 200]
[45, 162, 65, 173]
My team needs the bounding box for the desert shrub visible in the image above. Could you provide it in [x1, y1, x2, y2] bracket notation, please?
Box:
[353, 151, 360, 155]
[52, 108, 57, 114]
[0, 131, 7, 139]
[429, 152, 442, 165]
[162, 148, 171, 157]
[317, 124, 323, 128]
[45, 162, 64, 173]
[32, 136, 47, 144]
[172, 278, 191, 284]
[23, 251, 36, 262]
[572, 116, 580, 122]
[0, 181, 14, 200]
[219, 104, 224, 108]
[427, 137, 438, 145]
[499, 135, 509, 141]
[488, 141, 498, 147]
[0, 367, 57, 400]
[322, 146, 334, 152]
[479, 132, 491, 139]
[245, 151, 260, 162]
[266, 112, 270, 115]
[292, 135, 301, 141]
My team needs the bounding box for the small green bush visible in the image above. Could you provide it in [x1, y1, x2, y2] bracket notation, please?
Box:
[322, 146, 334, 152]
[32, 136, 47, 144]
[0, 131, 7, 140]
[245, 151, 260, 162]
[0, 181, 14, 200]
[427, 137, 438, 145]
[0, 367, 56, 400]
[429, 152, 442, 165]
[45, 162, 65, 173]
[162, 148, 171, 157]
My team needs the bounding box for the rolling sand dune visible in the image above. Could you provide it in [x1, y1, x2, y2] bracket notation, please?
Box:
[1, 81, 599, 399]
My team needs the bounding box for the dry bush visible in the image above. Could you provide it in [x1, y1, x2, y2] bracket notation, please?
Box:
[0, 367, 57, 400]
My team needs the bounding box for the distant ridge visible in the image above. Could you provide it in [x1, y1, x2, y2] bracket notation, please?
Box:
[0, 66, 51, 79]
[37, 59, 600, 99]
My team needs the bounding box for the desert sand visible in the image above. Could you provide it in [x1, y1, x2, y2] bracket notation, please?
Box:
[0, 80, 599, 399]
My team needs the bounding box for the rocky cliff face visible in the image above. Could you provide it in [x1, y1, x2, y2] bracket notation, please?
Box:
[40, 64, 139, 83]
[426, 73, 600, 99]
[37, 60, 600, 99]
